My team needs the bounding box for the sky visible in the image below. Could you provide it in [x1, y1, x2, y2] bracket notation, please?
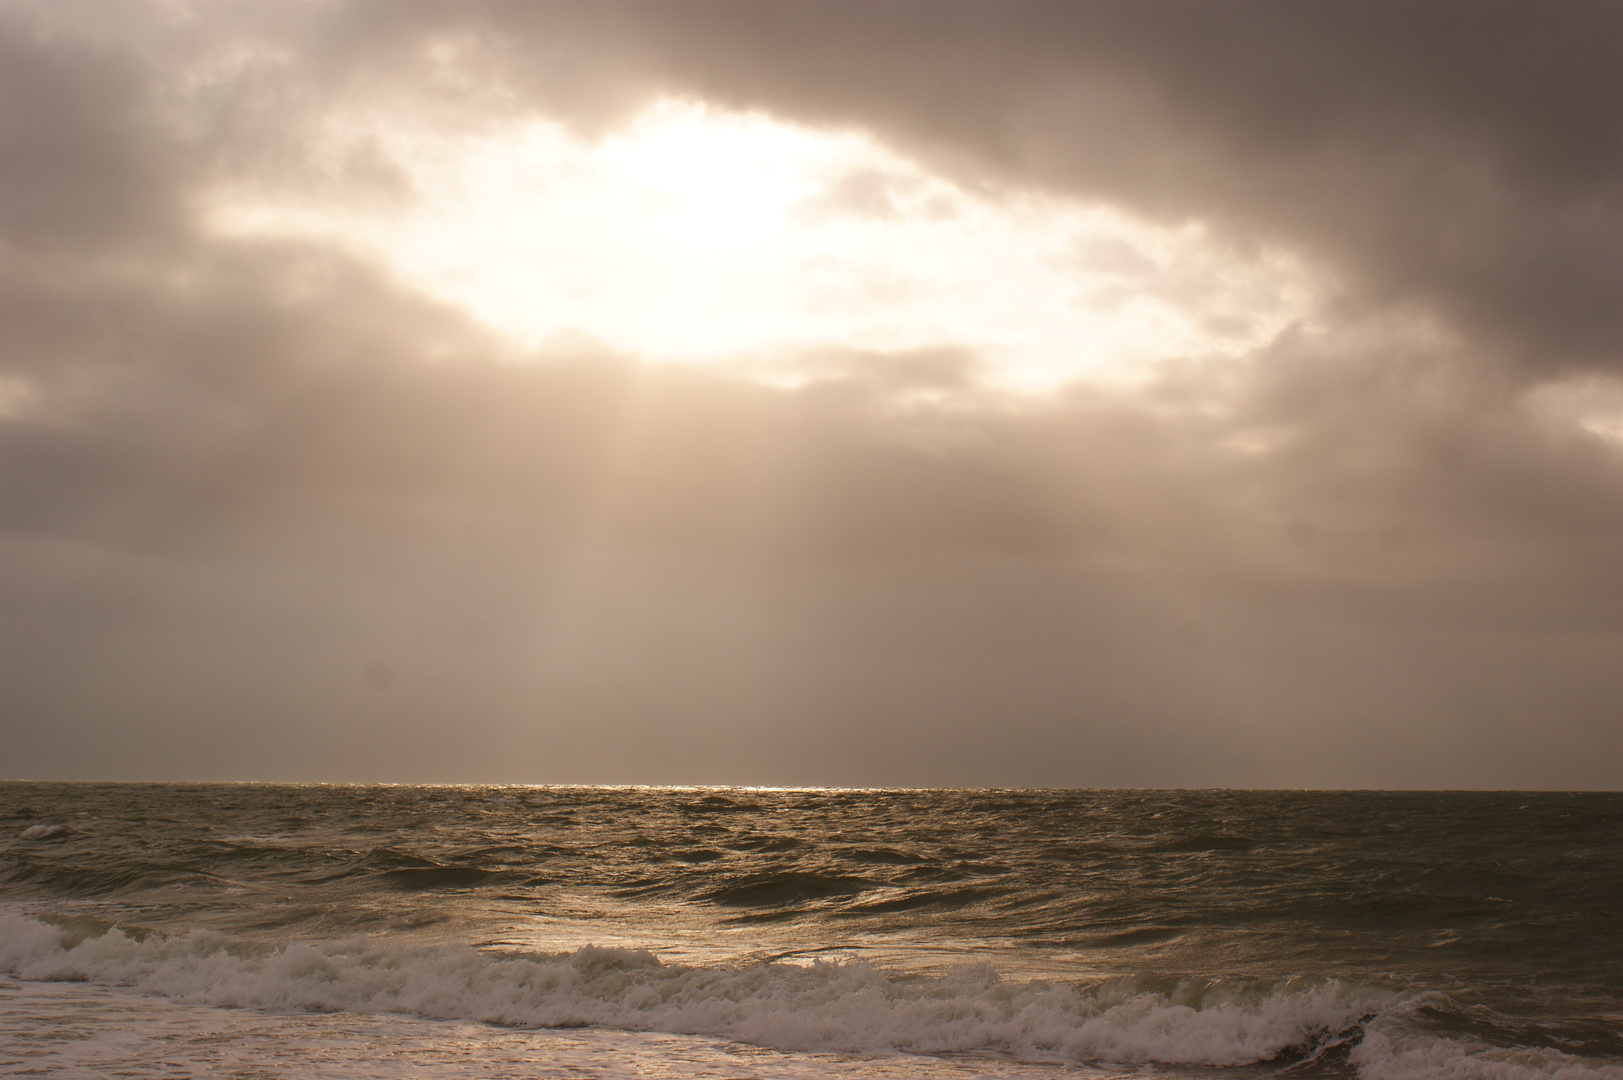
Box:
[2, 0, 1622, 788]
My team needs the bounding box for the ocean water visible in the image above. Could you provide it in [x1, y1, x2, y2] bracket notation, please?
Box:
[1, 785, 1620, 1079]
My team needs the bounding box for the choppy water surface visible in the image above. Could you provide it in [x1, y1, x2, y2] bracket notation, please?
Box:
[2, 784, 1620, 1078]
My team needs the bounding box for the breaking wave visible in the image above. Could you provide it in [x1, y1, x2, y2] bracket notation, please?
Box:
[1, 911, 1387, 1068]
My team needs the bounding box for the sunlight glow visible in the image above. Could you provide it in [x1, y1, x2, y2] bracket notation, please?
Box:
[209, 100, 1324, 392]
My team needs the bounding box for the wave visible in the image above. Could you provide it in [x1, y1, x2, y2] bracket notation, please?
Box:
[5, 913, 1622, 1077]
[1, 858, 225, 896]
[0, 911, 1380, 1067]
[304, 848, 522, 892]
[700, 871, 875, 908]
[17, 824, 73, 841]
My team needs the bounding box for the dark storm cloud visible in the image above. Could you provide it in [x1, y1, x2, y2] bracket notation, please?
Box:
[1, 1, 1621, 785]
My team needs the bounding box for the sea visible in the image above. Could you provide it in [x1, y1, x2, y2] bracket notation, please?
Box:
[1, 784, 1619, 1079]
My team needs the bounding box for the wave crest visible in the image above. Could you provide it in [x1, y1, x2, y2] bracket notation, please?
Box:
[2, 912, 1387, 1067]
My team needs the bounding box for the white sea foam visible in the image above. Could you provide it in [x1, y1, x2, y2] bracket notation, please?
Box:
[1351, 1022, 1623, 1080]
[0, 977, 1119, 1080]
[0, 912, 1385, 1067]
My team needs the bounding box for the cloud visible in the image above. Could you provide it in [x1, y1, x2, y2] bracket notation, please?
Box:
[2, 225, 1620, 785]
[1, 1, 1621, 786]
[0, 9, 184, 252]
[19, 1, 1620, 371]
[337, 0, 1623, 376]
